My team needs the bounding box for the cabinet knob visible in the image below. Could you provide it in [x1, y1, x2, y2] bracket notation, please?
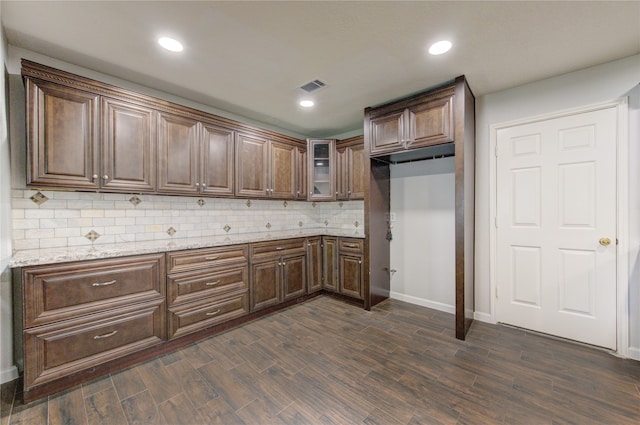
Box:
[348, 190, 351, 194]
[282, 262, 286, 266]
[196, 183, 200, 187]
[102, 175, 109, 180]
[335, 191, 338, 195]
[92, 174, 99, 180]
[202, 183, 207, 188]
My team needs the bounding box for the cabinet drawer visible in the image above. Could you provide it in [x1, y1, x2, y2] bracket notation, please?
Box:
[168, 292, 248, 339]
[339, 238, 364, 253]
[168, 265, 248, 307]
[23, 299, 165, 389]
[250, 238, 306, 259]
[167, 245, 248, 273]
[23, 254, 165, 328]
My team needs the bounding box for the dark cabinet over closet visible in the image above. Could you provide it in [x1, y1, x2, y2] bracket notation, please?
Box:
[363, 76, 475, 340]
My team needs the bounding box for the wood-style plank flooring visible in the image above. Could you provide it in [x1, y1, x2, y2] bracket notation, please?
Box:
[2, 296, 639, 424]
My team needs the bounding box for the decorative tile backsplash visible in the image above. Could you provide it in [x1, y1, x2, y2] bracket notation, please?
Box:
[11, 190, 364, 250]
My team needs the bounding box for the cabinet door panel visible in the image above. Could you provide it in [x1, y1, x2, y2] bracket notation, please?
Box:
[167, 292, 248, 340]
[307, 237, 322, 294]
[407, 95, 454, 149]
[282, 254, 306, 301]
[251, 259, 280, 312]
[336, 147, 348, 200]
[339, 254, 363, 300]
[24, 300, 164, 389]
[27, 79, 99, 188]
[157, 113, 199, 194]
[323, 237, 338, 292]
[369, 111, 404, 155]
[307, 139, 336, 201]
[168, 265, 248, 307]
[201, 123, 234, 196]
[236, 133, 269, 197]
[102, 98, 156, 192]
[347, 144, 365, 199]
[24, 254, 165, 328]
[271, 141, 296, 199]
[296, 147, 307, 200]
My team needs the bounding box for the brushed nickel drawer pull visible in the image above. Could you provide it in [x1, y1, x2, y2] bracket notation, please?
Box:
[92, 280, 117, 287]
[93, 330, 118, 340]
[345, 244, 359, 248]
[276, 247, 284, 250]
[205, 280, 221, 286]
[204, 256, 219, 261]
[205, 309, 221, 316]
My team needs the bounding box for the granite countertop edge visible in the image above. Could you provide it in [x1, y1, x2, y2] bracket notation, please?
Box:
[9, 228, 365, 268]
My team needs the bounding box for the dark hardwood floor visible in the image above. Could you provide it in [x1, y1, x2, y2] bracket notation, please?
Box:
[2, 296, 639, 424]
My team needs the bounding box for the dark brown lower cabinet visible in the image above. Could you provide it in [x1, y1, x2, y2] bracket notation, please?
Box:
[307, 237, 323, 293]
[338, 238, 364, 300]
[339, 253, 364, 299]
[250, 239, 307, 312]
[322, 237, 339, 292]
[23, 300, 164, 389]
[251, 258, 281, 311]
[14, 254, 166, 399]
[13, 236, 363, 403]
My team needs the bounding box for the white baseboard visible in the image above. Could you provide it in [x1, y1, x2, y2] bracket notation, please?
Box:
[473, 311, 494, 324]
[0, 365, 18, 384]
[628, 346, 640, 361]
[389, 292, 455, 314]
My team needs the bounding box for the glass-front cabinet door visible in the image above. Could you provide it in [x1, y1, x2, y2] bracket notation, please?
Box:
[307, 138, 336, 201]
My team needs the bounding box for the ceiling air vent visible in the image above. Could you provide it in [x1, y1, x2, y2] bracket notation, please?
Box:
[299, 79, 326, 93]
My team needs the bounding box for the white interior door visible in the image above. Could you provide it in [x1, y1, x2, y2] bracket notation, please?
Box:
[496, 107, 617, 349]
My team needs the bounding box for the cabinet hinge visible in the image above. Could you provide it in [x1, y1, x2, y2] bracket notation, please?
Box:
[495, 286, 499, 299]
[494, 217, 498, 228]
[495, 145, 498, 157]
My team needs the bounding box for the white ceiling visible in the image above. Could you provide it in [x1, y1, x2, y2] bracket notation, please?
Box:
[2, 1, 639, 138]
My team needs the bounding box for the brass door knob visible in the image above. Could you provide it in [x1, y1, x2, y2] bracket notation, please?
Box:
[599, 237, 611, 246]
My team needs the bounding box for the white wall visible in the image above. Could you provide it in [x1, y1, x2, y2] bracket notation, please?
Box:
[389, 158, 456, 312]
[475, 54, 640, 356]
[0, 17, 18, 382]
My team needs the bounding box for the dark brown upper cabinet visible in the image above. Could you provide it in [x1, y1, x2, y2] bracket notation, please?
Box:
[157, 113, 235, 196]
[157, 112, 200, 194]
[26, 79, 157, 193]
[26, 78, 100, 189]
[270, 140, 297, 199]
[22, 60, 303, 198]
[368, 93, 453, 156]
[296, 146, 307, 200]
[235, 133, 298, 199]
[307, 138, 336, 201]
[336, 136, 365, 201]
[199, 122, 234, 196]
[102, 97, 157, 192]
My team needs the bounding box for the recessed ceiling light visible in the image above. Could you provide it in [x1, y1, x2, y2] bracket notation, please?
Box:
[158, 37, 183, 52]
[428, 40, 452, 55]
[300, 100, 315, 108]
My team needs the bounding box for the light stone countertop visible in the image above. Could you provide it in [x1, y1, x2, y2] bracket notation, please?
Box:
[9, 228, 365, 268]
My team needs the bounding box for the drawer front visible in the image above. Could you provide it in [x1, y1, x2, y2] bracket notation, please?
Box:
[167, 245, 248, 273]
[24, 299, 165, 389]
[339, 238, 364, 253]
[168, 292, 248, 339]
[250, 238, 306, 259]
[168, 265, 248, 307]
[23, 254, 165, 328]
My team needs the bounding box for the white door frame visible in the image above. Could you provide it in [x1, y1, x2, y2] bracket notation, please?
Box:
[489, 98, 629, 357]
